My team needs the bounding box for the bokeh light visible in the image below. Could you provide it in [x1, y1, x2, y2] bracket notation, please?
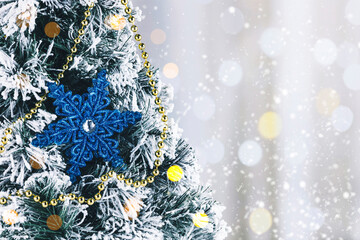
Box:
[343, 64, 360, 90]
[197, 138, 225, 164]
[220, 7, 245, 35]
[238, 140, 263, 167]
[313, 39, 337, 66]
[150, 28, 166, 45]
[331, 105, 354, 132]
[218, 60, 243, 87]
[2, 209, 18, 225]
[345, 0, 360, 25]
[258, 112, 282, 139]
[193, 94, 216, 121]
[259, 28, 285, 58]
[316, 88, 340, 116]
[163, 63, 179, 79]
[249, 208, 273, 235]
[336, 41, 359, 68]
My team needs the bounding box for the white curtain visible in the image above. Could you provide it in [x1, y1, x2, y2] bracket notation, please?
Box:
[137, 0, 360, 239]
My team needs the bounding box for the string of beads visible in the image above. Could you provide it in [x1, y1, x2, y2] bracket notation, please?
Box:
[0, 0, 170, 207]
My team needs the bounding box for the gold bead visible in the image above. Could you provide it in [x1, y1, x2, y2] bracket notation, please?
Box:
[133, 181, 141, 188]
[50, 199, 58, 206]
[87, 198, 95, 206]
[134, 34, 142, 41]
[108, 171, 115, 178]
[33, 195, 40, 202]
[94, 193, 102, 201]
[16, 190, 22, 197]
[155, 159, 162, 166]
[125, 7, 132, 14]
[25, 113, 32, 119]
[158, 107, 165, 114]
[18, 117, 25, 122]
[78, 29, 85, 35]
[144, 61, 151, 69]
[121, 0, 128, 5]
[78, 196, 85, 204]
[63, 64, 69, 70]
[152, 89, 159, 96]
[155, 150, 162, 158]
[157, 141, 164, 149]
[35, 102, 42, 108]
[98, 183, 105, 191]
[0, 198, 7, 205]
[160, 132, 167, 140]
[85, 10, 91, 17]
[42, 201, 49, 208]
[142, 52, 149, 59]
[128, 16, 135, 23]
[25, 190, 32, 197]
[146, 71, 153, 78]
[0, 146, 5, 153]
[74, 38, 81, 44]
[1, 137, 7, 145]
[67, 56, 73, 62]
[71, 47, 77, 53]
[30, 108, 37, 114]
[58, 73, 64, 79]
[41, 95, 47, 101]
[68, 193, 76, 200]
[5, 128, 12, 135]
[161, 115, 168, 122]
[117, 173, 125, 181]
[59, 194, 66, 202]
[131, 25, 138, 32]
[141, 179, 148, 187]
[101, 174, 108, 182]
[89, 2, 95, 8]
[155, 97, 162, 105]
[149, 80, 156, 87]
[81, 20, 88, 26]
[125, 179, 133, 186]
[153, 169, 160, 176]
[139, 43, 145, 50]
[147, 176, 154, 183]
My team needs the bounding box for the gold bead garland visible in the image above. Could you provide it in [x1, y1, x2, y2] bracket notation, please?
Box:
[0, 0, 173, 207]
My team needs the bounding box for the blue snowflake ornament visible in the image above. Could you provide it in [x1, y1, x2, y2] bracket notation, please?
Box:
[32, 70, 141, 183]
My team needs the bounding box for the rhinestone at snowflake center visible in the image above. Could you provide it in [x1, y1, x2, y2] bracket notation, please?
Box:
[82, 119, 96, 133]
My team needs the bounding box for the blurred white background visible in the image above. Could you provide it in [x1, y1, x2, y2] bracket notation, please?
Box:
[136, 0, 360, 239]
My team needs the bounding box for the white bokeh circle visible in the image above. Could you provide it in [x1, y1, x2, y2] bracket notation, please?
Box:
[197, 138, 225, 164]
[193, 94, 216, 121]
[218, 60, 243, 87]
[238, 140, 263, 167]
[313, 39, 337, 66]
[331, 105, 354, 132]
[343, 64, 360, 90]
[220, 7, 245, 35]
[346, 0, 360, 25]
[259, 28, 285, 58]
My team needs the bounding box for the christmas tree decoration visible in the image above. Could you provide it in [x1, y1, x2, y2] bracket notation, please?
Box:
[15, 4, 37, 29]
[44, 22, 61, 38]
[104, 14, 127, 31]
[0, 1, 230, 239]
[167, 165, 184, 182]
[124, 197, 143, 220]
[32, 70, 142, 183]
[2, 209, 18, 225]
[47, 214, 63, 231]
[192, 212, 209, 228]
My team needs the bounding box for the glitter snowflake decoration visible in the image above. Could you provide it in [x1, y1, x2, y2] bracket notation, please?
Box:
[32, 70, 142, 183]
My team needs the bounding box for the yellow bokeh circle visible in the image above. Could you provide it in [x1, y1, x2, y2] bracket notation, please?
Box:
[258, 111, 281, 139]
[249, 208, 272, 235]
[2, 209, 18, 225]
[167, 165, 184, 182]
[105, 14, 126, 31]
[316, 88, 340, 116]
[151, 29, 167, 45]
[163, 63, 179, 79]
[193, 212, 209, 228]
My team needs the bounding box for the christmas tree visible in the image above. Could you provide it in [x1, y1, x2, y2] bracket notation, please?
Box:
[0, 0, 230, 239]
